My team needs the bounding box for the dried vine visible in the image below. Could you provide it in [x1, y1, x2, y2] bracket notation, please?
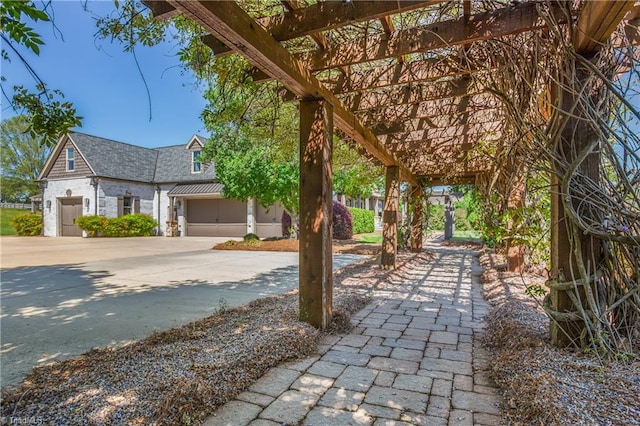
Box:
[462, 1, 639, 354]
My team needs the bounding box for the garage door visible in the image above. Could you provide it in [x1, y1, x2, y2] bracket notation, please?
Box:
[60, 198, 83, 236]
[256, 203, 285, 238]
[186, 199, 247, 237]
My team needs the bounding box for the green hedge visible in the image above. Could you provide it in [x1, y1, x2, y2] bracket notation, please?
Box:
[76, 214, 157, 237]
[348, 207, 374, 234]
[75, 215, 108, 237]
[11, 213, 42, 236]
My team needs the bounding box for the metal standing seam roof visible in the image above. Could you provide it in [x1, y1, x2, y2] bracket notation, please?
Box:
[168, 182, 225, 195]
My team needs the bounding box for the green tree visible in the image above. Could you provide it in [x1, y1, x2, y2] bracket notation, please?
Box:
[0, 115, 51, 202]
[334, 138, 384, 199]
[1, 1, 82, 146]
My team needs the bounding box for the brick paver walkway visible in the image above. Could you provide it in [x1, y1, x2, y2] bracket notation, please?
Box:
[204, 243, 503, 425]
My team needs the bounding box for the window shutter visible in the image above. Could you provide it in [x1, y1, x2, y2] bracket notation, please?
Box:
[117, 197, 124, 217]
[134, 197, 140, 214]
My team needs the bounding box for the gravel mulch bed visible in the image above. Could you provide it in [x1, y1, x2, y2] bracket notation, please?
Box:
[213, 238, 382, 255]
[479, 249, 640, 425]
[1, 251, 432, 425]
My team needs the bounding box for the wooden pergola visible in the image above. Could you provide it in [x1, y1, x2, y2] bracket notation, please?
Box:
[143, 0, 639, 346]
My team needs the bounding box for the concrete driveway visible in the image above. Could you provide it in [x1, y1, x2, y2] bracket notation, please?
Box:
[0, 237, 365, 387]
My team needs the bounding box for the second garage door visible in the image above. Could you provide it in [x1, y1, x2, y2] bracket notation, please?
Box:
[186, 198, 247, 237]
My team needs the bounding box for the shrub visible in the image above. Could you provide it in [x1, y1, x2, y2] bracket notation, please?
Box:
[333, 201, 353, 240]
[75, 215, 108, 237]
[454, 208, 472, 231]
[348, 207, 374, 234]
[243, 233, 260, 241]
[76, 214, 157, 237]
[282, 211, 292, 237]
[427, 204, 445, 231]
[11, 213, 42, 236]
[282, 202, 354, 240]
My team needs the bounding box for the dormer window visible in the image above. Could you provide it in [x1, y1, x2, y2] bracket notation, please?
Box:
[192, 150, 202, 173]
[66, 147, 75, 171]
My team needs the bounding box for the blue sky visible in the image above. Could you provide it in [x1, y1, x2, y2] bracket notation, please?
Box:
[1, 1, 207, 148]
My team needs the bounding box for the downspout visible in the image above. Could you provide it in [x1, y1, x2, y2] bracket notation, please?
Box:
[156, 185, 161, 236]
[91, 176, 99, 215]
[39, 179, 47, 235]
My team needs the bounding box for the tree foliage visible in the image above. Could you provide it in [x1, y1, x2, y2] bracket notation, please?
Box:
[1, 1, 82, 146]
[0, 0, 48, 55]
[0, 115, 51, 202]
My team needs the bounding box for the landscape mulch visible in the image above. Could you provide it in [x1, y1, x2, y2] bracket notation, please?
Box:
[479, 249, 640, 425]
[213, 238, 382, 255]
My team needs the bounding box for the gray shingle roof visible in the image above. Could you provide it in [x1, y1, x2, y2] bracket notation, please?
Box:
[153, 145, 216, 183]
[69, 133, 158, 182]
[66, 132, 215, 184]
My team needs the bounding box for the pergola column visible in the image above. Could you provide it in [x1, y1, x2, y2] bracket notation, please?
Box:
[549, 58, 601, 347]
[381, 165, 399, 270]
[506, 177, 526, 272]
[299, 99, 333, 329]
[410, 185, 423, 253]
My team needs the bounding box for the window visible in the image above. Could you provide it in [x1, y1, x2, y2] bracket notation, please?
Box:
[66, 147, 75, 171]
[118, 195, 139, 216]
[192, 150, 202, 173]
[123, 196, 133, 215]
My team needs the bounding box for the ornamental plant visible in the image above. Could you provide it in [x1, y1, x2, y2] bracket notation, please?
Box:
[11, 212, 42, 236]
[333, 201, 353, 240]
[348, 207, 374, 234]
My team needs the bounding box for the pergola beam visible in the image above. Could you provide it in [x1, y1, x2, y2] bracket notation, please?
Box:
[574, 0, 636, 53]
[425, 175, 477, 186]
[145, 0, 179, 20]
[296, 2, 554, 71]
[165, 0, 420, 188]
[201, 1, 443, 58]
[323, 56, 501, 94]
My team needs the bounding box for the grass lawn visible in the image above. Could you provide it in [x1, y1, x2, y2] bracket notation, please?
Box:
[453, 230, 481, 239]
[0, 208, 31, 236]
[355, 232, 382, 244]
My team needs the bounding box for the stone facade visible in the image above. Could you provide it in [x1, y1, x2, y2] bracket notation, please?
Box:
[42, 177, 95, 237]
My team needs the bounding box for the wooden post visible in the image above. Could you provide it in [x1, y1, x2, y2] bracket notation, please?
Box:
[410, 185, 423, 253]
[381, 165, 399, 269]
[549, 58, 601, 347]
[299, 99, 333, 329]
[506, 177, 526, 272]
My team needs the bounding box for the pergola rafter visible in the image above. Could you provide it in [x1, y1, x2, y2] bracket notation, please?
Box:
[295, 3, 556, 72]
[338, 79, 483, 112]
[371, 109, 504, 135]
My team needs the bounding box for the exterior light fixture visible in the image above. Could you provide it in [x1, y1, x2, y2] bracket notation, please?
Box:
[46, 200, 52, 210]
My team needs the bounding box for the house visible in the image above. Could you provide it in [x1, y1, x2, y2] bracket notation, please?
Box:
[38, 132, 285, 237]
